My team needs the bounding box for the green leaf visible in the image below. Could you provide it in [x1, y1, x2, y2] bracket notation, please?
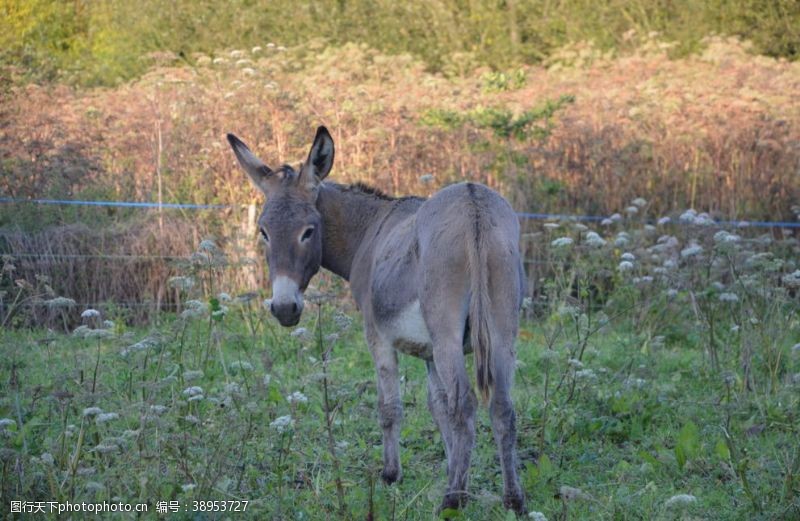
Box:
[675, 421, 700, 470]
[715, 438, 731, 461]
[538, 453, 554, 477]
[440, 507, 462, 519]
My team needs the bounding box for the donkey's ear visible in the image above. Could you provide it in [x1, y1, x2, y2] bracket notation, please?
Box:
[227, 133, 274, 194]
[300, 126, 334, 188]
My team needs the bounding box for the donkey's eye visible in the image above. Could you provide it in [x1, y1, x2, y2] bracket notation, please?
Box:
[260, 228, 270, 242]
[300, 226, 315, 242]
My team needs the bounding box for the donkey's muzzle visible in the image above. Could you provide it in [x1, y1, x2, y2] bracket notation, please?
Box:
[270, 300, 303, 327]
[270, 275, 304, 327]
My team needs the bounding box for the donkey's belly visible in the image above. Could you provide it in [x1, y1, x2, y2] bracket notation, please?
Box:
[380, 300, 434, 359]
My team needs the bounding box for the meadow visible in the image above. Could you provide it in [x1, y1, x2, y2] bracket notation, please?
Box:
[2, 5, 800, 519]
[2, 206, 799, 520]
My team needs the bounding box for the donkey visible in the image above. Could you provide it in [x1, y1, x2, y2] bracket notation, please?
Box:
[227, 126, 526, 514]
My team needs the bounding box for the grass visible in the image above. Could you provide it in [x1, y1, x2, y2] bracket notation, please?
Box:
[2, 215, 799, 520]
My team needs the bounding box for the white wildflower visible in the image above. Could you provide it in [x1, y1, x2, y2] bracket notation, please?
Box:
[543, 222, 560, 230]
[95, 412, 119, 424]
[614, 232, 630, 247]
[522, 297, 533, 310]
[713, 230, 741, 244]
[695, 213, 714, 226]
[679, 209, 697, 224]
[0, 418, 16, 429]
[585, 231, 606, 247]
[625, 206, 639, 215]
[72, 325, 91, 337]
[102, 320, 114, 329]
[182, 483, 197, 492]
[198, 239, 218, 252]
[182, 386, 204, 397]
[291, 327, 309, 339]
[621, 252, 636, 261]
[558, 304, 579, 317]
[217, 292, 232, 302]
[211, 305, 228, 318]
[529, 512, 548, 521]
[718, 292, 739, 303]
[45, 297, 76, 309]
[631, 197, 647, 208]
[149, 405, 168, 415]
[419, 174, 434, 183]
[40, 452, 55, 466]
[539, 349, 560, 363]
[263, 374, 272, 386]
[230, 360, 254, 372]
[83, 407, 103, 417]
[657, 216, 671, 225]
[84, 328, 113, 339]
[168, 276, 195, 290]
[575, 369, 597, 380]
[93, 442, 119, 454]
[781, 270, 800, 288]
[610, 213, 623, 222]
[618, 261, 634, 272]
[251, 46, 262, 54]
[600, 218, 613, 226]
[229, 49, 245, 59]
[681, 244, 703, 258]
[664, 494, 697, 508]
[188, 394, 204, 402]
[573, 223, 588, 232]
[287, 391, 308, 404]
[559, 486, 587, 501]
[212, 57, 227, 65]
[551, 237, 574, 248]
[567, 358, 584, 369]
[184, 415, 200, 424]
[270, 415, 294, 433]
[224, 382, 242, 395]
[81, 309, 101, 319]
[262, 298, 273, 310]
[183, 370, 204, 381]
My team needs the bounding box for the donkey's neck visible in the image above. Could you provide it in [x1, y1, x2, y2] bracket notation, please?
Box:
[316, 183, 396, 280]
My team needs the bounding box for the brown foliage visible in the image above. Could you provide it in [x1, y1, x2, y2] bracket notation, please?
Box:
[1, 39, 798, 313]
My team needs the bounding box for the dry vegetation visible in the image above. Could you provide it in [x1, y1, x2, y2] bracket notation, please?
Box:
[1, 36, 799, 308]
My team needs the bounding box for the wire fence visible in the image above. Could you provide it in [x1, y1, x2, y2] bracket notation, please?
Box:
[2, 195, 797, 313]
[4, 196, 799, 228]
[2, 195, 797, 268]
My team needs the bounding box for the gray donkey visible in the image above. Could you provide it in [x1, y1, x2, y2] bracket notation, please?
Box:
[228, 126, 526, 514]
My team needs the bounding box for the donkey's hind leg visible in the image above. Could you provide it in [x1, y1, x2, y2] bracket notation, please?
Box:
[366, 326, 403, 484]
[489, 336, 525, 513]
[426, 360, 454, 476]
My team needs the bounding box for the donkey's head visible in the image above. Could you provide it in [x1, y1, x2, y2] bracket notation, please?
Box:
[227, 126, 334, 327]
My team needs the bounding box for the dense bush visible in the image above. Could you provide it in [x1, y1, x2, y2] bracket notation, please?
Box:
[1, 0, 799, 86]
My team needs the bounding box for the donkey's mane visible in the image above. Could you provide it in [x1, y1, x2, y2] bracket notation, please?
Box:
[347, 181, 397, 201]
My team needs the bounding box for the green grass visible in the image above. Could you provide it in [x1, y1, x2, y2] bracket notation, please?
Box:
[1, 297, 798, 520]
[2, 216, 800, 519]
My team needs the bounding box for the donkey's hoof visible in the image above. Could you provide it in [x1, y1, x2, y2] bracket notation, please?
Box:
[503, 492, 526, 515]
[381, 467, 401, 484]
[439, 492, 467, 515]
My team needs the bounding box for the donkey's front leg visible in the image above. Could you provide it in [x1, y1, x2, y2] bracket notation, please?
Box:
[367, 328, 403, 484]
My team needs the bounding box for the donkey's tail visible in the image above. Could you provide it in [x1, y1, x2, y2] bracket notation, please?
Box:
[466, 196, 494, 403]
